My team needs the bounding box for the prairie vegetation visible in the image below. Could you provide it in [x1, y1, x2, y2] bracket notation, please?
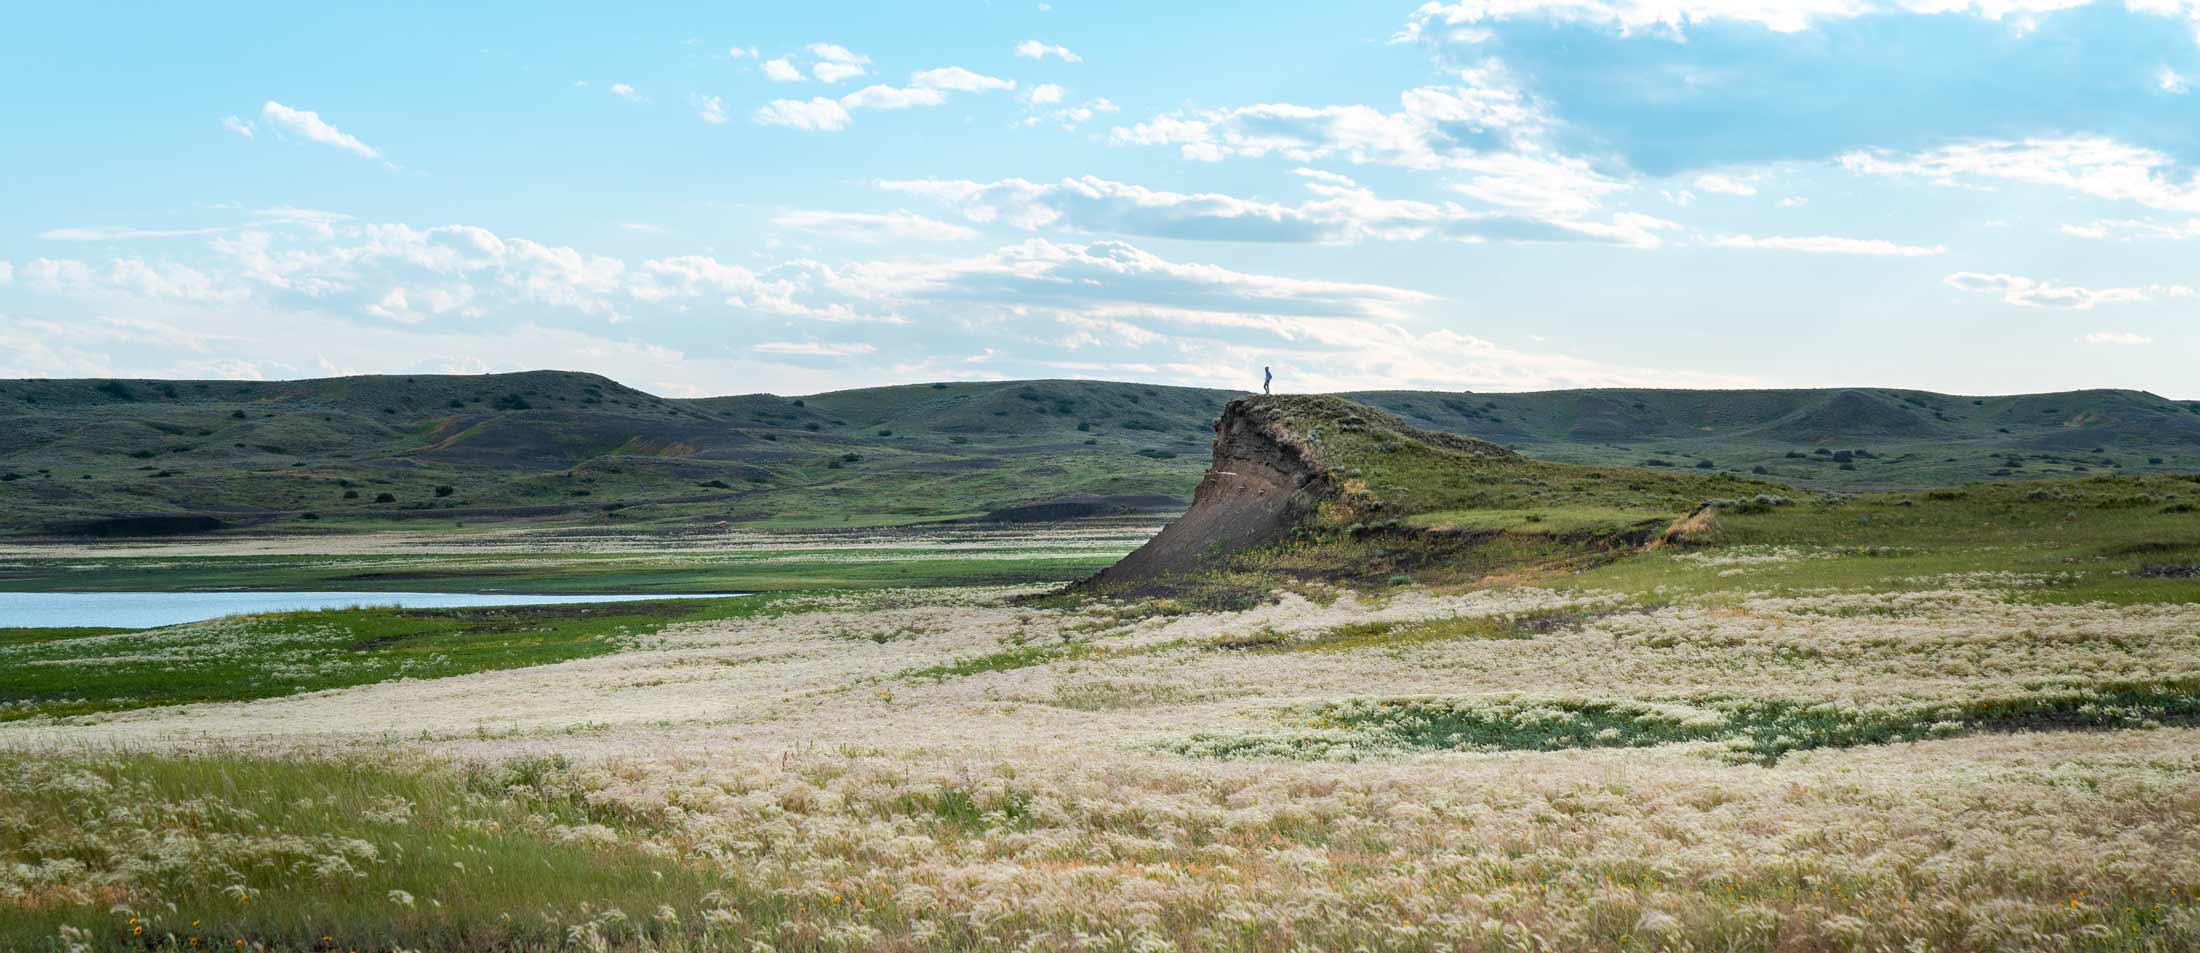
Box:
[4, 397, 2199, 951]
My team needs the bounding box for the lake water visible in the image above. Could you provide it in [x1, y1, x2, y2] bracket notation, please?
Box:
[0, 591, 734, 630]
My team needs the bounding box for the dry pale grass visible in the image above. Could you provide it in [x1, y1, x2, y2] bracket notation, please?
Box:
[6, 560, 2200, 950]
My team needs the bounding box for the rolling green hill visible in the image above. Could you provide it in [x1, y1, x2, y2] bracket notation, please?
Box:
[0, 371, 2196, 536]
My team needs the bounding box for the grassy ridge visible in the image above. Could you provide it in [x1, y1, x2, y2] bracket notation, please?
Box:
[4, 372, 2198, 535]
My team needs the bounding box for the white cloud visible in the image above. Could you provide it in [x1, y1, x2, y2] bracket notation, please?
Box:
[772, 209, 978, 242]
[912, 67, 1016, 92]
[2161, 66, 2192, 93]
[807, 43, 871, 83]
[0, 261, 11, 286]
[1943, 271, 2194, 308]
[882, 169, 1678, 247]
[1015, 40, 1082, 61]
[258, 101, 381, 160]
[762, 57, 804, 83]
[1109, 65, 1544, 170]
[752, 340, 878, 357]
[1023, 83, 1066, 106]
[728, 46, 759, 59]
[2078, 330, 2153, 344]
[755, 67, 1016, 130]
[609, 83, 649, 103]
[1842, 137, 2200, 212]
[221, 115, 255, 138]
[1778, 196, 1810, 207]
[1693, 173, 1758, 196]
[1401, 0, 2116, 39]
[2060, 217, 2200, 240]
[1705, 234, 1947, 255]
[839, 84, 948, 110]
[691, 94, 729, 124]
[7, 218, 1766, 392]
[754, 97, 854, 131]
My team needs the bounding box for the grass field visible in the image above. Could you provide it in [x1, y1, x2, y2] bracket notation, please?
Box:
[4, 432, 2199, 949]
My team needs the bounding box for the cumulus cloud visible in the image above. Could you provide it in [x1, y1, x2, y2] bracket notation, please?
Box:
[762, 57, 804, 83]
[806, 43, 871, 83]
[1023, 83, 1066, 106]
[1399, 0, 2128, 39]
[1109, 65, 1544, 169]
[1704, 234, 1947, 255]
[913, 67, 1016, 92]
[258, 101, 381, 160]
[755, 67, 1016, 130]
[6, 215, 1767, 392]
[1842, 136, 2200, 212]
[839, 84, 947, 110]
[609, 83, 649, 103]
[1943, 271, 2194, 308]
[754, 97, 854, 131]
[1014, 40, 1081, 61]
[772, 209, 978, 242]
[691, 95, 729, 124]
[221, 115, 255, 138]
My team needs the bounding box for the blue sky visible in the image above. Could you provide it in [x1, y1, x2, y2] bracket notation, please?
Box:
[4, 1, 2198, 398]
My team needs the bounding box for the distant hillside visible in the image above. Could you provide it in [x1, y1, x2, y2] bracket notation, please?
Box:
[0, 371, 2196, 536]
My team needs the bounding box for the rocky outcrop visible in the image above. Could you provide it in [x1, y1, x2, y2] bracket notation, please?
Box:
[1090, 399, 1324, 586]
[1089, 396, 1513, 588]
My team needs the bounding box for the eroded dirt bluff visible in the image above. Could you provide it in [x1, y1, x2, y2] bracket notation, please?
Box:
[1090, 395, 1513, 587]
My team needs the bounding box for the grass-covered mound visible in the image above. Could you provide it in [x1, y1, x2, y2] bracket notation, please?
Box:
[1089, 395, 1772, 599]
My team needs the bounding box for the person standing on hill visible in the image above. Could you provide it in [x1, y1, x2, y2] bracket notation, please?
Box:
[1263, 366, 1273, 395]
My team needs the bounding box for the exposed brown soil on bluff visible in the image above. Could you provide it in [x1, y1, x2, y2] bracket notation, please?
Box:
[1090, 396, 1511, 588]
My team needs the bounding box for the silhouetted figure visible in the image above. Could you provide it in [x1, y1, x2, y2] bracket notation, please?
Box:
[1263, 366, 1272, 395]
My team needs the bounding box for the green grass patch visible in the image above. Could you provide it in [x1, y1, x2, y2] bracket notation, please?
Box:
[903, 641, 1089, 680]
[0, 596, 769, 721]
[1163, 681, 2200, 763]
[0, 752, 722, 952]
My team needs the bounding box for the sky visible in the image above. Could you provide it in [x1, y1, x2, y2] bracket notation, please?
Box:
[4, 1, 2199, 399]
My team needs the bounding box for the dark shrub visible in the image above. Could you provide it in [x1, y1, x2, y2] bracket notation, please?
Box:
[342, 490, 359, 499]
[374, 493, 397, 503]
[492, 393, 531, 410]
[230, 409, 247, 420]
[434, 485, 455, 497]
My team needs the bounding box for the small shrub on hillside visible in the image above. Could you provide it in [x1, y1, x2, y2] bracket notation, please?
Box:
[342, 490, 359, 499]
[434, 485, 455, 497]
[374, 493, 397, 503]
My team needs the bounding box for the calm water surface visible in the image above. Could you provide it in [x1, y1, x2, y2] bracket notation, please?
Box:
[0, 591, 731, 629]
